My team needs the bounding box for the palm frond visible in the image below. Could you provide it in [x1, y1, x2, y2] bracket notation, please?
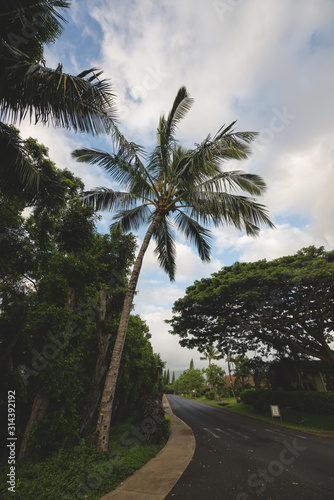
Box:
[174, 210, 212, 262]
[111, 204, 153, 231]
[0, 122, 39, 198]
[72, 145, 155, 200]
[156, 87, 194, 177]
[153, 216, 176, 281]
[173, 124, 258, 185]
[72, 148, 133, 186]
[196, 171, 267, 196]
[80, 187, 136, 212]
[1, 42, 117, 135]
[188, 191, 275, 235]
[165, 86, 194, 144]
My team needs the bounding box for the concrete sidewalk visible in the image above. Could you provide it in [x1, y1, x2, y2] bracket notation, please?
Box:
[100, 395, 195, 500]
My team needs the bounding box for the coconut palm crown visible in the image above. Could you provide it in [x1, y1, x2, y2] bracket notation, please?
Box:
[73, 86, 274, 281]
[72, 86, 275, 452]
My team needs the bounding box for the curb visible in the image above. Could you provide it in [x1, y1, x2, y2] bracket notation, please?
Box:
[99, 394, 195, 499]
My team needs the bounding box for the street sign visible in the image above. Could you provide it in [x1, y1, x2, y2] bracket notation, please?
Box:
[270, 405, 282, 422]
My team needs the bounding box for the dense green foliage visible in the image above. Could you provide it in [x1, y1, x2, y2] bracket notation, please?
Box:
[173, 368, 205, 396]
[0, 137, 164, 462]
[0, 414, 164, 499]
[168, 246, 334, 365]
[205, 363, 227, 397]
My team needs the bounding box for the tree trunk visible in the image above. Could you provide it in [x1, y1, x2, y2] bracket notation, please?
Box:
[95, 214, 162, 452]
[227, 354, 238, 402]
[18, 393, 49, 460]
[81, 290, 110, 434]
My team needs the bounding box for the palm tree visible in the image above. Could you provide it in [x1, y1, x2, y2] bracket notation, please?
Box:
[0, 0, 118, 199]
[72, 86, 275, 452]
[200, 345, 222, 367]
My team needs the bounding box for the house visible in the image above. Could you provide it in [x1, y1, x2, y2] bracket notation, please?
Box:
[297, 361, 334, 392]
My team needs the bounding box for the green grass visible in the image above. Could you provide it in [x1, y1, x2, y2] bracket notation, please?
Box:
[0, 414, 165, 500]
[184, 395, 334, 434]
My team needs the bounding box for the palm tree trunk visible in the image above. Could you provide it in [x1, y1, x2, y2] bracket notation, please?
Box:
[95, 214, 162, 452]
[81, 290, 110, 434]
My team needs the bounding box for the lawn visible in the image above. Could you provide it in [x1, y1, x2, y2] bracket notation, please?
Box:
[183, 395, 334, 434]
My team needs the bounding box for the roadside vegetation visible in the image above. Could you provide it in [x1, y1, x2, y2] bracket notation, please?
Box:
[185, 395, 334, 434]
[165, 357, 334, 435]
[0, 411, 168, 499]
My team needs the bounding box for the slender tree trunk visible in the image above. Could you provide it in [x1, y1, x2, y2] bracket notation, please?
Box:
[18, 393, 49, 460]
[81, 290, 110, 434]
[227, 354, 238, 402]
[95, 214, 162, 452]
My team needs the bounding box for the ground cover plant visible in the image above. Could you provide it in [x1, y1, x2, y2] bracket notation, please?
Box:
[0, 412, 167, 500]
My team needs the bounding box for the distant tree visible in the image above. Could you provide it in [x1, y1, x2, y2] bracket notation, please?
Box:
[200, 345, 222, 366]
[231, 355, 252, 394]
[173, 368, 204, 397]
[172, 371, 175, 384]
[168, 247, 334, 366]
[189, 358, 194, 369]
[205, 363, 226, 399]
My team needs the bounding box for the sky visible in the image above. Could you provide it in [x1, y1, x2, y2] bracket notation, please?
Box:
[18, 0, 334, 375]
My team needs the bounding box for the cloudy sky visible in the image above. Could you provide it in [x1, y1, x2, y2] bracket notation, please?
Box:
[19, 0, 334, 375]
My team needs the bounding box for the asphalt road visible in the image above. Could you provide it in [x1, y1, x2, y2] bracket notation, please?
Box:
[165, 395, 334, 500]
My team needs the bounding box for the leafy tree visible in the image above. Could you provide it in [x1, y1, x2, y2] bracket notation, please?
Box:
[231, 355, 252, 394]
[200, 345, 222, 366]
[173, 368, 204, 397]
[1, 137, 158, 459]
[205, 363, 226, 399]
[168, 246, 334, 366]
[72, 86, 274, 451]
[0, 0, 118, 198]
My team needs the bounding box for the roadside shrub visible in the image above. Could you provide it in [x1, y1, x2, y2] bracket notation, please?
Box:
[205, 391, 215, 400]
[164, 385, 174, 394]
[240, 389, 262, 405]
[165, 414, 171, 437]
[251, 391, 334, 416]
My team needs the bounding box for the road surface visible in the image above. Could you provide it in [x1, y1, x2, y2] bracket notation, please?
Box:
[166, 395, 334, 500]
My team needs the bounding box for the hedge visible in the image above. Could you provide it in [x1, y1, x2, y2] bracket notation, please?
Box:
[240, 389, 334, 416]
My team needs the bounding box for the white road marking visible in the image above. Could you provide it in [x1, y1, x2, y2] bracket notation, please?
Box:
[215, 428, 232, 437]
[227, 428, 250, 439]
[203, 427, 220, 438]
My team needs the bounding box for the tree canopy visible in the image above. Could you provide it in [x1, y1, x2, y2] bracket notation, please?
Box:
[167, 246, 334, 365]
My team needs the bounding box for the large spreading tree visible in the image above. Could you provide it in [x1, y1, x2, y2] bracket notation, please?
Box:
[72, 85, 274, 452]
[168, 246, 334, 366]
